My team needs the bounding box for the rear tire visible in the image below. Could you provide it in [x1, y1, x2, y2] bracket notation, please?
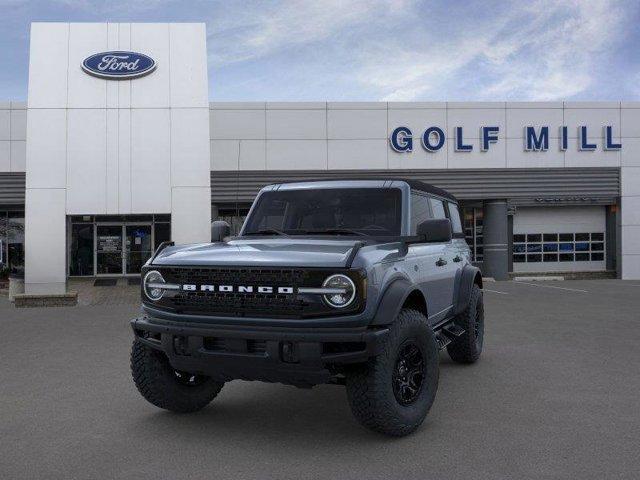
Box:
[345, 309, 439, 436]
[131, 340, 224, 413]
[447, 283, 484, 364]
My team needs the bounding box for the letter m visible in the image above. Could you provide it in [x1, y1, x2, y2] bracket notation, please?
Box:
[525, 126, 549, 151]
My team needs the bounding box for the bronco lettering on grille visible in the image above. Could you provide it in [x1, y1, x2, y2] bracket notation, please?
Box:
[181, 284, 294, 294]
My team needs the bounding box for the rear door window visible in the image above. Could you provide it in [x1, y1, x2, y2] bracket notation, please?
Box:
[429, 198, 447, 219]
[447, 203, 463, 234]
[410, 193, 431, 234]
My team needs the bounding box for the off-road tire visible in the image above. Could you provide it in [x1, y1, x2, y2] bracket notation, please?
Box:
[345, 309, 439, 436]
[131, 340, 224, 413]
[447, 283, 484, 364]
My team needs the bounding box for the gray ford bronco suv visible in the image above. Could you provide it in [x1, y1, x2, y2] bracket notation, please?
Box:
[131, 179, 484, 436]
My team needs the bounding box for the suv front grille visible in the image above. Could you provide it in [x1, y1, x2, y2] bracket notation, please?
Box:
[155, 267, 319, 318]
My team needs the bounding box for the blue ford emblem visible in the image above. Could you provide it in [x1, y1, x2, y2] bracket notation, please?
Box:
[82, 51, 156, 80]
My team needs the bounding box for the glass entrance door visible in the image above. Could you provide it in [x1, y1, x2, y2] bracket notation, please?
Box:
[96, 225, 124, 275]
[125, 225, 152, 274]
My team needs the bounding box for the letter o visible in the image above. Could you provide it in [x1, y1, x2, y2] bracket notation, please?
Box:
[422, 127, 445, 152]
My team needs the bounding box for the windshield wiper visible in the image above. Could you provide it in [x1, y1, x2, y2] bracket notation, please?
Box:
[244, 228, 289, 237]
[294, 228, 367, 237]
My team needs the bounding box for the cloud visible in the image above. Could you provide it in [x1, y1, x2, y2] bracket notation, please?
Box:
[357, 0, 629, 101]
[207, 0, 413, 66]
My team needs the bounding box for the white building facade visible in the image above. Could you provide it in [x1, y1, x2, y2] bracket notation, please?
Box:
[0, 22, 639, 294]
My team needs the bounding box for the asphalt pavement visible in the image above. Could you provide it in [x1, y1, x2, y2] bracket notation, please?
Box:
[1, 280, 639, 479]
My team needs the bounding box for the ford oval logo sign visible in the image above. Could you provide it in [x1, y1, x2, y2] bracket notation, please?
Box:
[82, 51, 156, 80]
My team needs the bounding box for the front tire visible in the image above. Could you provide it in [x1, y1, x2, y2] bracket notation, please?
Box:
[345, 309, 439, 436]
[131, 340, 224, 413]
[447, 283, 484, 363]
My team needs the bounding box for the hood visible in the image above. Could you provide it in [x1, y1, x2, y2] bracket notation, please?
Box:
[151, 238, 362, 268]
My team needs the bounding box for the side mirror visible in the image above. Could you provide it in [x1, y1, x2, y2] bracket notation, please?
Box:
[211, 220, 231, 242]
[416, 218, 452, 243]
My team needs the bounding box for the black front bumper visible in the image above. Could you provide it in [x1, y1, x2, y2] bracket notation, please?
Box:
[131, 315, 389, 387]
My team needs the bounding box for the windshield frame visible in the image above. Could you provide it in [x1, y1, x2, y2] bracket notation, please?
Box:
[239, 186, 408, 238]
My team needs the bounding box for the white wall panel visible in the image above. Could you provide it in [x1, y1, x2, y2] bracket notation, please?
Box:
[11, 141, 26, 172]
[106, 23, 119, 108]
[24, 188, 66, 294]
[66, 109, 107, 214]
[506, 138, 564, 168]
[211, 140, 239, 170]
[239, 140, 266, 170]
[0, 141, 9, 171]
[621, 138, 640, 167]
[564, 144, 620, 168]
[621, 196, 640, 226]
[28, 23, 68, 108]
[266, 140, 327, 170]
[621, 255, 640, 279]
[621, 225, 640, 255]
[171, 186, 211, 244]
[621, 108, 640, 138]
[25, 109, 67, 189]
[131, 23, 170, 108]
[117, 109, 132, 213]
[117, 23, 132, 109]
[169, 23, 208, 107]
[564, 107, 620, 138]
[105, 108, 119, 213]
[266, 109, 326, 139]
[0, 110, 9, 140]
[621, 166, 640, 196]
[327, 110, 386, 139]
[506, 108, 563, 138]
[67, 23, 108, 109]
[446, 138, 506, 169]
[10, 109, 27, 140]
[328, 140, 387, 169]
[388, 148, 439, 170]
[210, 109, 265, 140]
[171, 108, 210, 186]
[130, 108, 171, 212]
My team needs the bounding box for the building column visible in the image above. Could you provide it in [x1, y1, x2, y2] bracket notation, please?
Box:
[482, 200, 509, 280]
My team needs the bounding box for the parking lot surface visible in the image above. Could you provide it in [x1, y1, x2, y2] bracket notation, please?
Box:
[1, 280, 639, 480]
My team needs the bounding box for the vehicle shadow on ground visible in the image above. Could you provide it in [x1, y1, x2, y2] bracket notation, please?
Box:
[126, 356, 463, 445]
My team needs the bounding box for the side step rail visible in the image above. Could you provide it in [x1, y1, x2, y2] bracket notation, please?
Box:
[434, 322, 466, 350]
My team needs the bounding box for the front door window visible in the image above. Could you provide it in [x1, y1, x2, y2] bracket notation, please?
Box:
[96, 225, 123, 275]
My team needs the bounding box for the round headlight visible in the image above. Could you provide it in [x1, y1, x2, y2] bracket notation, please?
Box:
[322, 274, 356, 308]
[143, 270, 165, 301]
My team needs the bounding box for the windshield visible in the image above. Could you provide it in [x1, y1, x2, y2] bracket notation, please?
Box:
[243, 188, 402, 236]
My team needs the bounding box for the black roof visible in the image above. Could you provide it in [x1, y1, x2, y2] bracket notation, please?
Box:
[275, 178, 458, 202]
[398, 179, 457, 202]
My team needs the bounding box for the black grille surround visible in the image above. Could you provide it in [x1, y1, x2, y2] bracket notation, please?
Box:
[142, 266, 365, 320]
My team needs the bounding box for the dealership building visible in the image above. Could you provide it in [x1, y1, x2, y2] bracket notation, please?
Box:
[1, 22, 640, 296]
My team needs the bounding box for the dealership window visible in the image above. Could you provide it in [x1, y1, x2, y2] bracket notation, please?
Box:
[217, 205, 251, 235]
[462, 207, 483, 262]
[0, 211, 25, 276]
[68, 214, 172, 277]
[512, 232, 605, 263]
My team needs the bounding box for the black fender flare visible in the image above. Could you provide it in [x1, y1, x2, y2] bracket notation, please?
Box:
[370, 277, 424, 326]
[453, 264, 483, 316]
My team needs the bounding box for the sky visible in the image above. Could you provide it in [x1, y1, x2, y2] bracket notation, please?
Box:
[0, 0, 639, 102]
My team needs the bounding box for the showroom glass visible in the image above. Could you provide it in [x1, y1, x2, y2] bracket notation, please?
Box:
[513, 232, 605, 263]
[0, 211, 25, 274]
[243, 188, 403, 236]
[463, 207, 483, 262]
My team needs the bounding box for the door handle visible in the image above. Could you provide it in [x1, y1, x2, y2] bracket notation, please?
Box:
[436, 257, 448, 267]
[453, 255, 462, 263]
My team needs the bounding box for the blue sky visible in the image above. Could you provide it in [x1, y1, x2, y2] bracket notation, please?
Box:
[1, 0, 639, 101]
